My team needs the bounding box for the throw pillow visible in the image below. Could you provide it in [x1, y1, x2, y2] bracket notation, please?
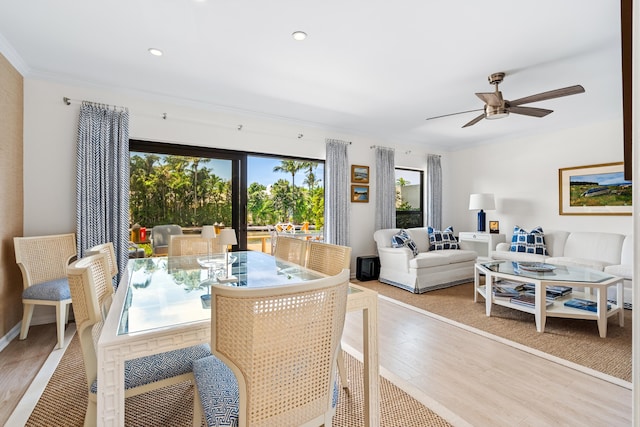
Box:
[427, 226, 459, 250]
[391, 229, 419, 257]
[510, 226, 549, 255]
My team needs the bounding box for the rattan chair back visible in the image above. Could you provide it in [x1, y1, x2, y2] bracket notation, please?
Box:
[86, 242, 118, 278]
[14, 233, 77, 290]
[210, 269, 349, 427]
[306, 241, 352, 276]
[273, 236, 308, 266]
[168, 234, 224, 257]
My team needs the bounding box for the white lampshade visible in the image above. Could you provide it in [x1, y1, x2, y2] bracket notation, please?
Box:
[469, 193, 495, 211]
[201, 225, 216, 239]
[218, 228, 238, 246]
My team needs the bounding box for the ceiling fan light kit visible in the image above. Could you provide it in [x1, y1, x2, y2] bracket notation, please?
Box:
[426, 71, 585, 128]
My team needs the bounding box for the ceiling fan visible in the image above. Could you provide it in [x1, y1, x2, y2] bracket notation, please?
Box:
[425, 72, 585, 128]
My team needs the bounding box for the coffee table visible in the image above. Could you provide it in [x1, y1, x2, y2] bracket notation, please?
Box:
[474, 261, 624, 338]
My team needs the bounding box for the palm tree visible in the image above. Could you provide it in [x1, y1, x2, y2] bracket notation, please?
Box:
[273, 160, 305, 191]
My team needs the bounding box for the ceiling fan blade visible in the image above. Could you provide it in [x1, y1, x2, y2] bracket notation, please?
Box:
[475, 92, 501, 106]
[508, 106, 553, 117]
[509, 85, 585, 106]
[425, 108, 483, 121]
[462, 113, 485, 128]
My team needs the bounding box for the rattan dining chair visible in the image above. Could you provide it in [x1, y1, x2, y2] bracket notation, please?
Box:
[273, 235, 308, 266]
[67, 253, 210, 427]
[306, 241, 352, 277]
[14, 233, 77, 349]
[168, 234, 224, 257]
[306, 241, 353, 389]
[192, 269, 350, 427]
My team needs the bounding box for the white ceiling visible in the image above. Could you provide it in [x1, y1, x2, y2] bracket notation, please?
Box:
[0, 0, 623, 151]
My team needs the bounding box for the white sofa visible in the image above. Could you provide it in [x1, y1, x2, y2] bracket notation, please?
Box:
[491, 230, 632, 306]
[373, 227, 478, 293]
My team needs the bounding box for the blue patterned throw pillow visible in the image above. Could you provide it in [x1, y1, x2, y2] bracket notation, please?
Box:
[510, 226, 549, 255]
[427, 226, 459, 250]
[391, 229, 419, 257]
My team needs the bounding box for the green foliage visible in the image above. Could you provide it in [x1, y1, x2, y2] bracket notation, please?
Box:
[130, 155, 325, 229]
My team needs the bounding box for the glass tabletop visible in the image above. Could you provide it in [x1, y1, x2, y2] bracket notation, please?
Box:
[119, 251, 325, 335]
[479, 260, 615, 284]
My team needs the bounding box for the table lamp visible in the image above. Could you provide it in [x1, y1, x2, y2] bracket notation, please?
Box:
[217, 228, 238, 283]
[469, 193, 495, 232]
[201, 225, 216, 260]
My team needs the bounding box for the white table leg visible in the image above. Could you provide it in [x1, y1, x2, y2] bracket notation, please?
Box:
[617, 280, 625, 327]
[97, 345, 125, 426]
[362, 296, 380, 427]
[485, 272, 493, 316]
[597, 287, 608, 338]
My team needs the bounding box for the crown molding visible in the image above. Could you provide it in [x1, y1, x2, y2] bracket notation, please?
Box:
[0, 32, 29, 75]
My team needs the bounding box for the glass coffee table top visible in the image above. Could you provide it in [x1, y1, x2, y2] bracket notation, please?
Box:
[480, 260, 615, 284]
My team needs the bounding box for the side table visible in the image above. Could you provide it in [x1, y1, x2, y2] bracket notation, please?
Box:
[458, 232, 506, 261]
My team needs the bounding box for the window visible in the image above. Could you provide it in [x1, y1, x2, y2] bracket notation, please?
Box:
[395, 168, 423, 228]
[129, 140, 324, 252]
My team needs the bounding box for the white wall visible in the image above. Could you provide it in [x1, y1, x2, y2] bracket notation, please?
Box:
[23, 78, 436, 271]
[445, 119, 631, 238]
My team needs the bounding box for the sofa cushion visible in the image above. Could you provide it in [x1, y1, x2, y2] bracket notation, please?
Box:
[427, 226, 459, 250]
[391, 229, 419, 257]
[410, 249, 476, 268]
[510, 226, 549, 255]
[604, 264, 632, 280]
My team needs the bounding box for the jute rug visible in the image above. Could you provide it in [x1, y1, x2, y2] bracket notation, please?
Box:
[27, 335, 452, 427]
[354, 280, 632, 382]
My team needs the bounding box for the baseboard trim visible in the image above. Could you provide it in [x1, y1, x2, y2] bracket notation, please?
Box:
[0, 323, 21, 353]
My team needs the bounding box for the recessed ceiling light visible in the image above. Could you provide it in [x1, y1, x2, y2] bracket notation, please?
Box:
[292, 31, 307, 41]
[148, 48, 163, 56]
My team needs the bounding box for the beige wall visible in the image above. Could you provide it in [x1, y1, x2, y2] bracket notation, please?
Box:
[0, 53, 24, 339]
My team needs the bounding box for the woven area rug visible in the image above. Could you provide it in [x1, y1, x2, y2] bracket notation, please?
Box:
[27, 335, 452, 427]
[355, 280, 632, 383]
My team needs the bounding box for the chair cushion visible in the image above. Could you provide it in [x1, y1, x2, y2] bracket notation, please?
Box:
[193, 355, 340, 427]
[90, 344, 211, 393]
[509, 226, 549, 255]
[427, 226, 459, 250]
[22, 278, 70, 301]
[193, 355, 240, 427]
[391, 229, 419, 257]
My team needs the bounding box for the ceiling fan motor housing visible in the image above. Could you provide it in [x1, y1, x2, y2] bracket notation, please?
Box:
[484, 103, 509, 119]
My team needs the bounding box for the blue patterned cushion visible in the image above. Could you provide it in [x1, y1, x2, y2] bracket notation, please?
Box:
[22, 278, 70, 301]
[510, 226, 549, 255]
[193, 355, 339, 427]
[90, 344, 211, 394]
[193, 355, 240, 427]
[427, 226, 459, 250]
[391, 229, 419, 257]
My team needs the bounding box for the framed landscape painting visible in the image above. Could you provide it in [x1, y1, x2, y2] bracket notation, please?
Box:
[559, 162, 632, 215]
[351, 165, 370, 183]
[351, 185, 369, 203]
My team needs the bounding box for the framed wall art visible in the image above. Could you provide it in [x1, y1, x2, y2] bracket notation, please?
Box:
[489, 221, 500, 234]
[558, 162, 632, 216]
[351, 165, 370, 183]
[351, 185, 369, 203]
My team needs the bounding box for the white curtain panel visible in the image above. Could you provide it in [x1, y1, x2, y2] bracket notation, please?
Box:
[426, 154, 442, 230]
[374, 147, 395, 230]
[76, 102, 130, 286]
[324, 139, 350, 246]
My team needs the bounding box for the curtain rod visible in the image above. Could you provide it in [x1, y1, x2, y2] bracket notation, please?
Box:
[63, 97, 128, 111]
[370, 145, 411, 154]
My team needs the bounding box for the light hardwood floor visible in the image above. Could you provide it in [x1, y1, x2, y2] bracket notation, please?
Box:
[2, 296, 633, 426]
[343, 296, 632, 427]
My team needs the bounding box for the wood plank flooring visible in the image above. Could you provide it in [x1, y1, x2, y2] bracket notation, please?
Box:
[342, 297, 632, 427]
[1, 296, 632, 426]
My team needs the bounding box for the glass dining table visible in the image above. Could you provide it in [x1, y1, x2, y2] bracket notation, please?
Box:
[97, 251, 379, 426]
